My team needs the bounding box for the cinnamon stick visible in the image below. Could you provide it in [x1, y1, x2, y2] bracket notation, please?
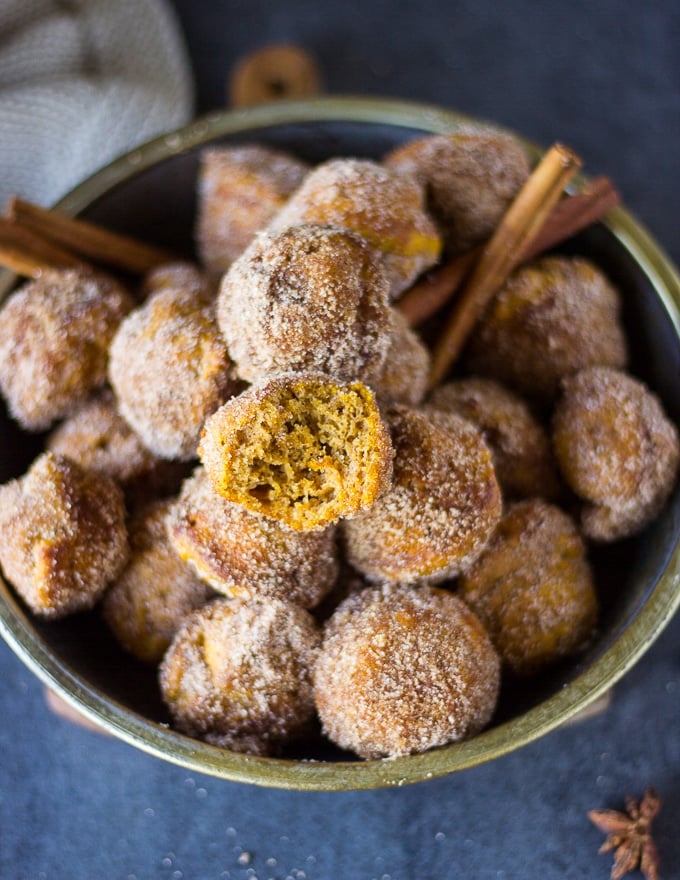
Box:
[396, 248, 480, 326]
[428, 144, 582, 389]
[6, 197, 174, 274]
[398, 176, 619, 328]
[0, 217, 85, 278]
[520, 175, 620, 261]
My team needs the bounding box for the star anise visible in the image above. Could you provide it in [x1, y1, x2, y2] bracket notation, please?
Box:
[588, 787, 661, 880]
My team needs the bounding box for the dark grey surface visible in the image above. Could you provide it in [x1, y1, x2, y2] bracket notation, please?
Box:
[1, 1, 679, 877]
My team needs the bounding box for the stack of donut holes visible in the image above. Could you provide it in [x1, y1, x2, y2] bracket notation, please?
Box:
[0, 130, 677, 761]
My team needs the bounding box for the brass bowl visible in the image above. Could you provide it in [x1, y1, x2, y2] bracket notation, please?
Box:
[1, 97, 679, 790]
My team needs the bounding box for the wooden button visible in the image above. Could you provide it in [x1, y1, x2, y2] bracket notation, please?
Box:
[229, 45, 323, 108]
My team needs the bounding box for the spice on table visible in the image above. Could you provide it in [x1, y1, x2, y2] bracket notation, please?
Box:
[588, 787, 661, 880]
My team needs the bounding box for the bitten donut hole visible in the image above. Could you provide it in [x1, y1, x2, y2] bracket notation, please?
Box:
[199, 374, 393, 531]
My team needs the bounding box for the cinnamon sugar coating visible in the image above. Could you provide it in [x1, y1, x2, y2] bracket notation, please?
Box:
[0, 452, 128, 619]
[141, 261, 214, 301]
[313, 584, 500, 759]
[109, 287, 239, 460]
[269, 158, 442, 298]
[343, 407, 502, 584]
[196, 144, 309, 274]
[459, 499, 598, 675]
[46, 390, 190, 505]
[553, 367, 680, 541]
[102, 500, 213, 663]
[166, 468, 339, 608]
[426, 377, 561, 500]
[217, 224, 392, 384]
[365, 308, 430, 406]
[159, 597, 320, 755]
[384, 130, 531, 254]
[0, 269, 134, 430]
[464, 256, 628, 402]
[199, 373, 394, 532]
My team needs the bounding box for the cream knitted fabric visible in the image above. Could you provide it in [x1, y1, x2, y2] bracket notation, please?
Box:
[0, 0, 193, 208]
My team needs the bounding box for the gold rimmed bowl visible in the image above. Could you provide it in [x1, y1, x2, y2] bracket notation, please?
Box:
[1, 97, 679, 790]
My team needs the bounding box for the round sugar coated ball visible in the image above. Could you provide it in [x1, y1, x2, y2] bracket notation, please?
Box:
[385, 130, 531, 254]
[217, 223, 392, 384]
[141, 261, 214, 301]
[553, 366, 680, 541]
[166, 467, 339, 608]
[343, 406, 501, 584]
[46, 390, 190, 505]
[160, 597, 320, 755]
[196, 144, 309, 274]
[426, 377, 561, 499]
[313, 584, 500, 758]
[269, 158, 442, 298]
[459, 499, 598, 675]
[366, 308, 430, 407]
[0, 452, 128, 618]
[102, 500, 214, 663]
[464, 256, 628, 402]
[0, 269, 133, 429]
[109, 287, 239, 460]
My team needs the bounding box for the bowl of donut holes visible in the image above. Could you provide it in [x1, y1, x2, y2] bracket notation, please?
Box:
[1, 98, 679, 790]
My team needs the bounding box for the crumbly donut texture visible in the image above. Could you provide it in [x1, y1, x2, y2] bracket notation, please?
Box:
[0, 269, 134, 430]
[217, 223, 392, 384]
[459, 499, 598, 675]
[166, 467, 339, 608]
[159, 597, 320, 755]
[313, 584, 500, 759]
[199, 373, 394, 532]
[343, 406, 501, 583]
[269, 158, 442, 297]
[196, 144, 309, 274]
[384, 130, 531, 254]
[553, 366, 680, 541]
[109, 287, 238, 460]
[0, 452, 128, 618]
[464, 256, 628, 402]
[426, 377, 561, 499]
[102, 500, 214, 663]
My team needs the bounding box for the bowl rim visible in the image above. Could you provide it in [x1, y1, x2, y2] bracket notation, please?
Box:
[1, 95, 679, 790]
